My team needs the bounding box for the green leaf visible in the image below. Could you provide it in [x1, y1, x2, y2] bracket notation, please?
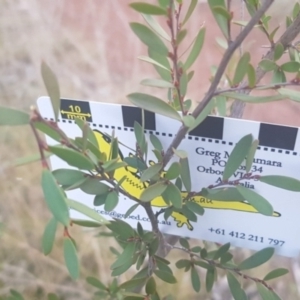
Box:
[63, 237, 79, 279]
[130, 2, 166, 15]
[119, 277, 147, 291]
[71, 219, 102, 227]
[14, 152, 52, 166]
[257, 283, 274, 300]
[42, 170, 69, 226]
[41, 61, 60, 121]
[213, 242, 230, 260]
[223, 134, 253, 180]
[104, 191, 119, 212]
[278, 88, 300, 102]
[0, 106, 30, 126]
[34, 121, 62, 142]
[142, 14, 170, 41]
[42, 217, 57, 255]
[272, 69, 286, 84]
[181, 205, 197, 222]
[127, 93, 181, 121]
[263, 268, 289, 281]
[124, 203, 140, 218]
[141, 163, 162, 182]
[179, 237, 189, 249]
[182, 115, 195, 128]
[179, 68, 188, 96]
[130, 23, 168, 56]
[47, 293, 60, 300]
[141, 78, 173, 88]
[180, 157, 191, 192]
[203, 187, 244, 201]
[74, 118, 98, 147]
[238, 247, 274, 270]
[67, 199, 109, 224]
[246, 139, 258, 173]
[53, 169, 86, 187]
[177, 29, 187, 45]
[140, 182, 167, 202]
[148, 49, 172, 81]
[146, 277, 156, 295]
[165, 162, 181, 180]
[124, 156, 147, 171]
[111, 242, 136, 270]
[215, 96, 226, 116]
[176, 259, 191, 269]
[280, 61, 300, 72]
[80, 178, 110, 195]
[236, 185, 273, 216]
[227, 272, 247, 300]
[138, 55, 170, 72]
[208, 0, 229, 39]
[150, 134, 163, 151]
[49, 146, 94, 170]
[232, 52, 251, 85]
[9, 290, 24, 300]
[163, 183, 182, 209]
[191, 267, 201, 292]
[259, 59, 278, 72]
[189, 100, 215, 131]
[259, 175, 300, 192]
[86, 276, 106, 290]
[182, 0, 198, 25]
[173, 148, 187, 159]
[205, 267, 215, 292]
[186, 201, 204, 215]
[154, 270, 177, 284]
[184, 28, 206, 70]
[247, 63, 256, 88]
[274, 43, 284, 61]
[223, 92, 285, 103]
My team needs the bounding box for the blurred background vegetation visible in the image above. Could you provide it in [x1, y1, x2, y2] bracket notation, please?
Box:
[1, 0, 300, 299]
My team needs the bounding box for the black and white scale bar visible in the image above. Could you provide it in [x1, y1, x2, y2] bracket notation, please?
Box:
[37, 97, 300, 152]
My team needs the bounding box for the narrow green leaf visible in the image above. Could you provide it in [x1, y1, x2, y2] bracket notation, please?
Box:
[140, 182, 167, 202]
[80, 178, 110, 195]
[49, 146, 94, 170]
[215, 96, 226, 116]
[247, 63, 256, 88]
[42, 170, 69, 226]
[278, 88, 300, 102]
[227, 272, 247, 300]
[179, 68, 188, 96]
[74, 118, 98, 147]
[281, 61, 300, 73]
[42, 217, 57, 255]
[177, 29, 187, 45]
[182, 115, 195, 128]
[154, 270, 177, 284]
[263, 268, 289, 281]
[233, 52, 251, 85]
[259, 175, 300, 192]
[86, 276, 106, 290]
[189, 100, 215, 131]
[186, 201, 204, 215]
[223, 134, 253, 180]
[180, 157, 191, 192]
[150, 134, 163, 151]
[124, 203, 140, 218]
[145, 277, 156, 295]
[259, 59, 278, 72]
[71, 219, 102, 227]
[206, 267, 215, 292]
[67, 199, 109, 224]
[130, 2, 166, 15]
[272, 69, 286, 84]
[138, 56, 170, 72]
[238, 247, 274, 270]
[191, 267, 201, 292]
[181, 205, 197, 222]
[63, 237, 79, 279]
[182, 0, 198, 25]
[130, 23, 168, 56]
[165, 162, 180, 180]
[148, 49, 172, 81]
[34, 121, 62, 142]
[208, 0, 229, 39]
[274, 43, 284, 61]
[246, 139, 258, 173]
[111, 242, 136, 270]
[236, 185, 273, 216]
[104, 191, 119, 212]
[141, 78, 173, 88]
[184, 28, 206, 70]
[124, 156, 147, 171]
[41, 61, 60, 121]
[163, 183, 182, 209]
[141, 163, 162, 182]
[223, 92, 285, 103]
[0, 106, 29, 126]
[142, 14, 170, 41]
[14, 152, 52, 166]
[203, 187, 244, 202]
[176, 259, 191, 269]
[257, 283, 274, 300]
[213, 242, 230, 260]
[127, 93, 181, 121]
[53, 169, 86, 187]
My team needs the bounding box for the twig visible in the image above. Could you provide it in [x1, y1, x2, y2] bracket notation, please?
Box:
[230, 10, 300, 118]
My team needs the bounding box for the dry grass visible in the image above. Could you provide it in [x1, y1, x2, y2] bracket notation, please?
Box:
[1, 0, 300, 299]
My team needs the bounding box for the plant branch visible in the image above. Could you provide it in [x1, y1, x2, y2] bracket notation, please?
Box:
[230, 10, 300, 118]
[163, 0, 274, 167]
